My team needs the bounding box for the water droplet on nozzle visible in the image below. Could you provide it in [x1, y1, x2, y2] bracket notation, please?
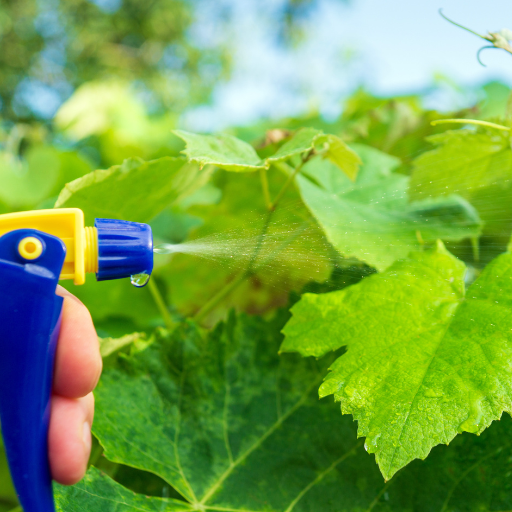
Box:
[131, 273, 150, 287]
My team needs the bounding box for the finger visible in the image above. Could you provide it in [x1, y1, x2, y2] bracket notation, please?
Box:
[54, 286, 102, 398]
[49, 393, 94, 485]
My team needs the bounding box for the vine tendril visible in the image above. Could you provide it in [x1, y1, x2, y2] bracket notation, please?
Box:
[476, 45, 499, 66]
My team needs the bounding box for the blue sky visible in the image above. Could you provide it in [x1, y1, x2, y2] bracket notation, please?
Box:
[184, 0, 512, 130]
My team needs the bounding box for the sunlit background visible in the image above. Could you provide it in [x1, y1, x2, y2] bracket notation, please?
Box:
[185, 0, 512, 129]
[2, 0, 511, 129]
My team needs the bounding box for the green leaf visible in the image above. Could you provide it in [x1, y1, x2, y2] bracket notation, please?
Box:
[266, 127, 322, 163]
[56, 82, 151, 140]
[282, 241, 512, 480]
[173, 130, 265, 172]
[298, 144, 482, 271]
[55, 467, 192, 511]
[410, 128, 512, 235]
[314, 134, 362, 181]
[0, 147, 61, 207]
[55, 156, 212, 224]
[55, 82, 181, 166]
[0, 146, 93, 210]
[57, 311, 512, 511]
[59, 312, 351, 509]
[55, 150, 95, 192]
[174, 128, 361, 181]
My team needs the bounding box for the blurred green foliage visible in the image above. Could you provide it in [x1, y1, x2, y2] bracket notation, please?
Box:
[0, 0, 227, 121]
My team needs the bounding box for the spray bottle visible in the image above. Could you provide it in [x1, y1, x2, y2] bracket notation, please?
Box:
[0, 207, 154, 512]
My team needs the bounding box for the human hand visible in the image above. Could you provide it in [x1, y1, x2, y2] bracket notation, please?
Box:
[49, 286, 102, 485]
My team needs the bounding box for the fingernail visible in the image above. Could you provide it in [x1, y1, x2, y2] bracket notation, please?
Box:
[82, 422, 92, 453]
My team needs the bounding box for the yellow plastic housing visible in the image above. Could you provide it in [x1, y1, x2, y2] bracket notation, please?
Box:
[0, 209, 97, 285]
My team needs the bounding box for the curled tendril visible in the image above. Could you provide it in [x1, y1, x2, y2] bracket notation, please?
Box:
[476, 45, 499, 66]
[439, 9, 512, 66]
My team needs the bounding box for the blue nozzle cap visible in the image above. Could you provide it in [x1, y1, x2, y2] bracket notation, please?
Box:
[95, 218, 153, 282]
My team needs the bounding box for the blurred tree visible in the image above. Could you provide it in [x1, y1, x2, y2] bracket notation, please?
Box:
[0, 0, 350, 123]
[0, 0, 228, 122]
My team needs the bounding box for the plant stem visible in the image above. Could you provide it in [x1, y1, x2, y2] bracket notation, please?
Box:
[259, 168, 272, 210]
[415, 230, 425, 249]
[471, 236, 480, 262]
[431, 119, 510, 131]
[247, 210, 273, 271]
[148, 278, 176, 330]
[109, 464, 121, 479]
[88, 438, 104, 467]
[270, 157, 307, 211]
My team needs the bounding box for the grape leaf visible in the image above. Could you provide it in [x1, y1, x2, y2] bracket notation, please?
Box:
[410, 128, 512, 235]
[55, 156, 212, 224]
[55, 467, 192, 511]
[56, 311, 512, 511]
[266, 127, 322, 163]
[174, 128, 361, 180]
[281, 241, 512, 480]
[298, 144, 482, 271]
[173, 130, 266, 172]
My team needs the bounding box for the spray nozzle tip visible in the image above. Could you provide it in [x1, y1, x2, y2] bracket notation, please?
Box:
[94, 218, 153, 282]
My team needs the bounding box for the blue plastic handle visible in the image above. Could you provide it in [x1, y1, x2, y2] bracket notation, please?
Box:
[0, 228, 66, 512]
[0, 218, 154, 510]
